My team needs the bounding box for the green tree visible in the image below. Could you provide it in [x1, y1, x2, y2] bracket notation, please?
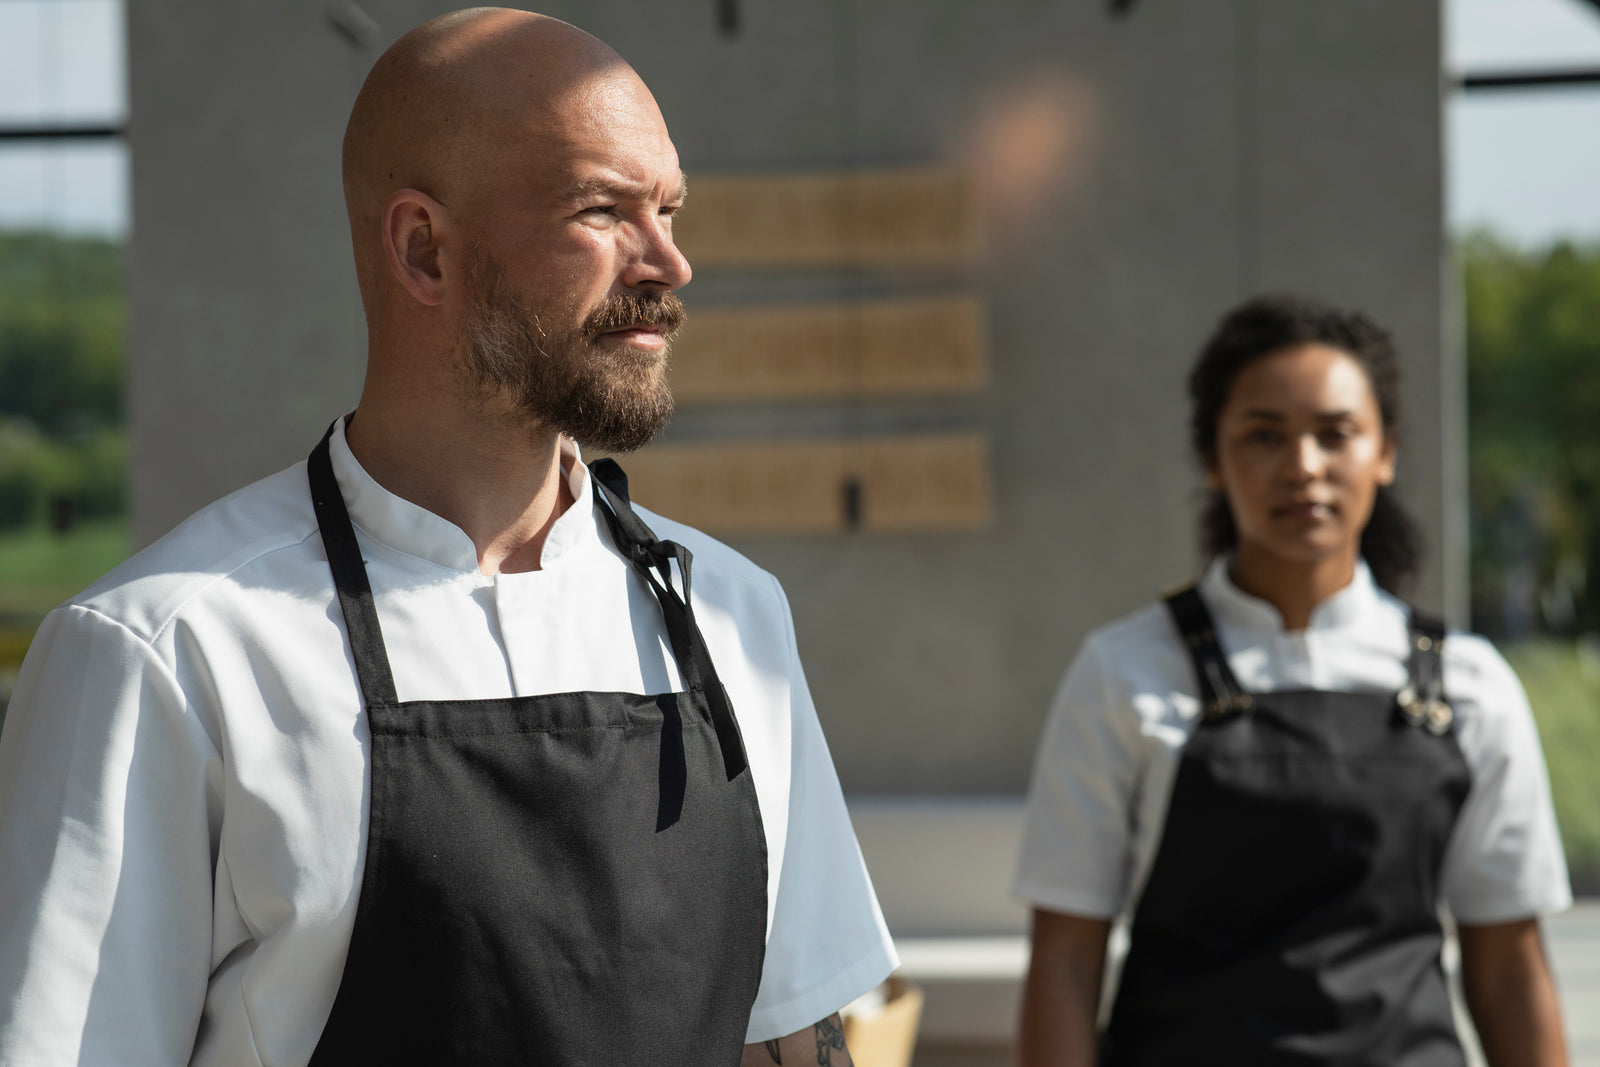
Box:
[0, 232, 124, 435]
[0, 231, 127, 532]
[1463, 233, 1600, 637]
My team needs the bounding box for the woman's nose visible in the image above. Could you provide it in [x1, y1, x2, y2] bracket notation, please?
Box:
[1288, 434, 1324, 481]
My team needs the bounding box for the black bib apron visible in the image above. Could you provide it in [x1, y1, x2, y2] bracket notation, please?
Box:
[1101, 585, 1472, 1067]
[304, 426, 769, 1066]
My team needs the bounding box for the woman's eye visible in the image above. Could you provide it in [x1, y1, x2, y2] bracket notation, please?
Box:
[1319, 428, 1353, 447]
[1244, 428, 1280, 447]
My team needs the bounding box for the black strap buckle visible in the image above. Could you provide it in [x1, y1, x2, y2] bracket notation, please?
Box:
[1165, 586, 1253, 722]
[1397, 613, 1452, 734]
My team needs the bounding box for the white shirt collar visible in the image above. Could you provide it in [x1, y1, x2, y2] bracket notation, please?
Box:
[326, 415, 598, 574]
[1198, 555, 1381, 636]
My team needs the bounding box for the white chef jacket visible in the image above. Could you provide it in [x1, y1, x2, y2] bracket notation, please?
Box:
[0, 419, 897, 1066]
[1015, 557, 1572, 926]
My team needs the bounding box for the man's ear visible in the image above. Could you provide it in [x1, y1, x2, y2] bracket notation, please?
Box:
[382, 189, 450, 307]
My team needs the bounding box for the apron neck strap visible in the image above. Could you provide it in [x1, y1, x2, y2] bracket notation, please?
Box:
[589, 458, 749, 782]
[1406, 611, 1446, 697]
[309, 420, 400, 707]
[1162, 581, 1455, 734]
[306, 431, 749, 782]
[1163, 585, 1254, 720]
[1398, 609, 1451, 733]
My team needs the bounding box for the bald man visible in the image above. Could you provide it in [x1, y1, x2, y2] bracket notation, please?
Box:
[0, 9, 896, 1065]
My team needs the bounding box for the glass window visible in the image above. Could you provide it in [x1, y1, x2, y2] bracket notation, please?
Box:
[1448, 0, 1600, 897]
[0, 0, 129, 728]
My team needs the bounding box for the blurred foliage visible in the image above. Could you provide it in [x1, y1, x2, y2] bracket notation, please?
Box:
[1504, 639, 1600, 894]
[1463, 233, 1600, 640]
[0, 231, 126, 536]
[0, 424, 126, 530]
[0, 231, 130, 732]
[0, 518, 129, 619]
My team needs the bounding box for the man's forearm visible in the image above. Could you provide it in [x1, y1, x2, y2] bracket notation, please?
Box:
[741, 1014, 853, 1066]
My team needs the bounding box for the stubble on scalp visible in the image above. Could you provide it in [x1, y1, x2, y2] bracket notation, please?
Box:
[460, 246, 682, 454]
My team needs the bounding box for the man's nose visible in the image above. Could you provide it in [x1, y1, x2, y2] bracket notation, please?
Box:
[624, 217, 692, 291]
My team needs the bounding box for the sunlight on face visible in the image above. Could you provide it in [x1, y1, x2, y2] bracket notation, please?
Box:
[1209, 343, 1397, 572]
[453, 68, 693, 452]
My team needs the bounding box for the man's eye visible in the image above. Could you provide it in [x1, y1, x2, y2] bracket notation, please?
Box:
[581, 205, 618, 218]
[1244, 428, 1280, 446]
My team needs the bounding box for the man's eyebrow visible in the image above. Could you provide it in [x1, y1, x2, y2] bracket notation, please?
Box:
[568, 173, 689, 202]
[1240, 409, 1286, 421]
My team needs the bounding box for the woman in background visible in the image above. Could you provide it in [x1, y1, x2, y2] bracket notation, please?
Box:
[1014, 294, 1571, 1066]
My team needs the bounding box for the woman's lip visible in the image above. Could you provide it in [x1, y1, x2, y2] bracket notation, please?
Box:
[1274, 502, 1335, 519]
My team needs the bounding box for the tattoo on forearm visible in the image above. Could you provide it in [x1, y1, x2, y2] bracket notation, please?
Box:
[814, 1014, 847, 1066]
[764, 1039, 782, 1064]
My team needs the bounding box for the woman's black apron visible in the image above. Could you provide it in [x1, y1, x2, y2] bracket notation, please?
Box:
[1100, 585, 1473, 1067]
[303, 426, 769, 1066]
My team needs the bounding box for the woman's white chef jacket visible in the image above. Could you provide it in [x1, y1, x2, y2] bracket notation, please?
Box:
[1015, 557, 1572, 924]
[0, 419, 897, 1066]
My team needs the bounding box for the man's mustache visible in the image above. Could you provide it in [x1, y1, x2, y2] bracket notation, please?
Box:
[583, 291, 686, 339]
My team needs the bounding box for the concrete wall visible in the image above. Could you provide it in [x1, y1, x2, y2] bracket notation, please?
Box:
[128, 0, 1451, 796]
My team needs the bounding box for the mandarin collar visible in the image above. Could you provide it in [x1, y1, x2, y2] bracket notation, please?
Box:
[327, 416, 598, 575]
[1199, 555, 1380, 636]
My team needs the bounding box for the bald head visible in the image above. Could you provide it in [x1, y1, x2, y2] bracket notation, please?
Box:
[342, 9, 665, 302]
[338, 7, 690, 457]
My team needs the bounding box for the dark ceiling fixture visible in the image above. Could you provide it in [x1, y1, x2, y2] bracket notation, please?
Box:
[716, 0, 741, 39]
[1109, 0, 1140, 17]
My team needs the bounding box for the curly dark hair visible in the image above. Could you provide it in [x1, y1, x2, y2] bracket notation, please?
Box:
[1187, 293, 1423, 594]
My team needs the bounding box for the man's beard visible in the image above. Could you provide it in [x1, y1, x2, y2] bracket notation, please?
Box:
[460, 249, 683, 453]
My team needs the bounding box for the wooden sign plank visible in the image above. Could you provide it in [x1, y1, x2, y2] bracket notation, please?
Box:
[612, 433, 991, 535]
[672, 168, 979, 270]
[854, 434, 992, 532]
[618, 439, 848, 536]
[671, 295, 988, 404]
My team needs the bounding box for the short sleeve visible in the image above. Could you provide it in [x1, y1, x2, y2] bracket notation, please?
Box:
[1440, 637, 1572, 924]
[0, 605, 221, 1066]
[742, 577, 898, 1043]
[1014, 633, 1143, 919]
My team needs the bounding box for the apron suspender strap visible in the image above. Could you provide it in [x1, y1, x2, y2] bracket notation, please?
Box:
[1163, 585, 1254, 721]
[590, 458, 750, 782]
[1161, 579, 1455, 736]
[1399, 609, 1452, 734]
[310, 422, 400, 707]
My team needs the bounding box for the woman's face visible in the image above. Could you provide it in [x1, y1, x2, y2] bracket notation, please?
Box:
[1209, 343, 1396, 571]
